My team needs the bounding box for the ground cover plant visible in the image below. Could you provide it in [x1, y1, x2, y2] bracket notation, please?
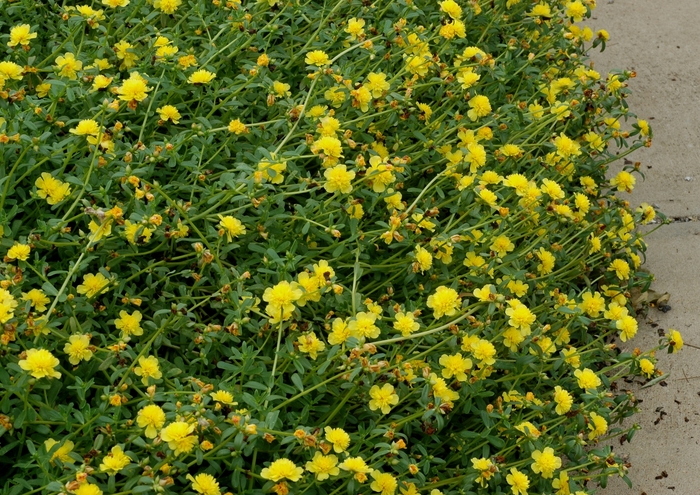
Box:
[0, 0, 683, 494]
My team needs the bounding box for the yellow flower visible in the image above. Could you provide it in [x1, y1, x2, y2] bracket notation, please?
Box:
[123, 220, 155, 244]
[18, 348, 61, 379]
[0, 61, 23, 80]
[579, 291, 605, 317]
[553, 385, 573, 415]
[540, 178, 564, 199]
[637, 202, 655, 224]
[188, 69, 216, 85]
[55, 52, 82, 80]
[405, 55, 430, 78]
[7, 242, 30, 261]
[99, 445, 132, 474]
[154, 37, 178, 58]
[529, 2, 551, 16]
[154, 0, 182, 13]
[475, 284, 496, 301]
[297, 331, 326, 359]
[134, 355, 162, 385]
[506, 467, 530, 495]
[88, 217, 113, 243]
[103, 0, 130, 7]
[467, 95, 491, 121]
[608, 259, 630, 280]
[263, 281, 303, 323]
[8, 24, 37, 47]
[466, 142, 487, 172]
[551, 471, 570, 495]
[21, 289, 50, 312]
[160, 421, 197, 456]
[77, 272, 110, 298]
[325, 86, 347, 107]
[574, 367, 601, 391]
[114, 40, 139, 69]
[306, 451, 340, 480]
[370, 471, 397, 495]
[64, 334, 93, 365]
[157, 105, 181, 123]
[637, 119, 650, 137]
[667, 329, 683, 353]
[114, 309, 143, 337]
[393, 312, 420, 336]
[137, 404, 166, 438]
[324, 164, 355, 194]
[272, 80, 291, 98]
[297, 272, 321, 306]
[118, 72, 152, 102]
[478, 188, 498, 206]
[35, 172, 72, 205]
[588, 412, 608, 440]
[258, 157, 288, 184]
[365, 72, 390, 98]
[412, 245, 433, 274]
[368, 383, 399, 414]
[211, 390, 237, 405]
[515, 421, 540, 439]
[44, 439, 75, 464]
[348, 311, 380, 339]
[36, 82, 51, 97]
[553, 133, 581, 158]
[228, 119, 247, 134]
[0, 292, 17, 324]
[187, 473, 221, 495]
[305, 50, 331, 67]
[260, 458, 304, 482]
[75, 5, 106, 25]
[218, 215, 246, 242]
[490, 235, 515, 258]
[328, 318, 351, 345]
[345, 18, 366, 40]
[324, 426, 351, 453]
[616, 315, 638, 342]
[426, 286, 461, 319]
[639, 358, 655, 378]
[312, 135, 344, 164]
[439, 353, 472, 381]
[474, 459, 500, 488]
[507, 280, 528, 297]
[531, 447, 561, 479]
[439, 0, 462, 19]
[456, 67, 480, 89]
[565, 0, 587, 22]
[505, 302, 536, 333]
[74, 483, 103, 495]
[610, 170, 635, 192]
[90, 74, 112, 91]
[339, 456, 372, 474]
[500, 144, 522, 157]
[70, 119, 101, 137]
[471, 339, 497, 365]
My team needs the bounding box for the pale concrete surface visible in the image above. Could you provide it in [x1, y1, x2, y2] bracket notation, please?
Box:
[589, 0, 700, 218]
[587, 1, 700, 494]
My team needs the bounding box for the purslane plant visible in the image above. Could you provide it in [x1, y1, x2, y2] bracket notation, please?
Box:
[0, 0, 680, 494]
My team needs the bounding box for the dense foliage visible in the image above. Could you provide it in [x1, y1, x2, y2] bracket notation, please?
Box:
[0, 0, 681, 494]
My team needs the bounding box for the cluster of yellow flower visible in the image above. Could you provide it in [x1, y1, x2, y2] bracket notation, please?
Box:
[0, 0, 676, 493]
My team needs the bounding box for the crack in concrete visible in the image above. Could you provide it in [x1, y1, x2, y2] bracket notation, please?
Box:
[648, 215, 700, 224]
[667, 215, 700, 223]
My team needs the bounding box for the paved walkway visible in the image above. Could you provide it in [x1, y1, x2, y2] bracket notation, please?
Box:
[589, 1, 700, 493]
